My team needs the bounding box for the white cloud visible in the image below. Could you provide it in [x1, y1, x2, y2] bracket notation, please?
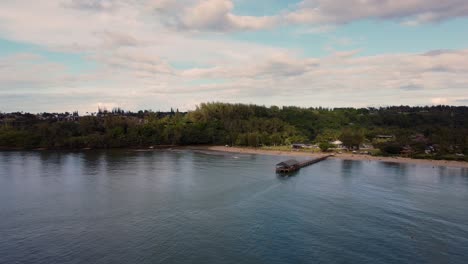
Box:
[154, 0, 277, 31]
[2, 48, 468, 112]
[0, 53, 76, 90]
[0, 0, 467, 112]
[431, 97, 449, 104]
[286, 0, 468, 25]
[153, 0, 468, 30]
[64, 0, 118, 11]
[181, 52, 319, 79]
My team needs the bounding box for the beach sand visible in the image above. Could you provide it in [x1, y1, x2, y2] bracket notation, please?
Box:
[182, 146, 468, 169]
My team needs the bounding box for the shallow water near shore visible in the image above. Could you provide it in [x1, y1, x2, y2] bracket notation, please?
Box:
[1, 150, 468, 264]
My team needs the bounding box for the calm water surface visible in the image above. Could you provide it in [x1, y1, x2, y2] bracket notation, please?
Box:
[1, 150, 467, 264]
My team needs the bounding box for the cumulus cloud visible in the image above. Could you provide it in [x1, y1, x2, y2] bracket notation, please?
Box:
[0, 53, 76, 90]
[286, 0, 468, 25]
[182, 52, 319, 79]
[92, 48, 176, 77]
[179, 48, 468, 106]
[155, 0, 277, 31]
[153, 0, 468, 30]
[0, 0, 467, 112]
[2, 47, 468, 112]
[94, 31, 139, 47]
[64, 0, 118, 12]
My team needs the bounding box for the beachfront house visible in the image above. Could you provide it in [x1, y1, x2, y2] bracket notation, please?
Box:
[375, 135, 394, 140]
[331, 140, 343, 149]
[292, 143, 306, 149]
[400, 145, 413, 157]
[292, 143, 314, 149]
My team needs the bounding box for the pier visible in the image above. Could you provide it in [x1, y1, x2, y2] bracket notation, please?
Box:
[276, 155, 333, 173]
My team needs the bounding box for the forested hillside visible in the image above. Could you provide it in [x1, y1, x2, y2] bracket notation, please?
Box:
[1, 103, 467, 160]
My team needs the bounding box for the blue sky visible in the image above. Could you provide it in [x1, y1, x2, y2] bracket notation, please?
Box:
[0, 0, 468, 113]
[231, 18, 468, 57]
[233, 0, 299, 15]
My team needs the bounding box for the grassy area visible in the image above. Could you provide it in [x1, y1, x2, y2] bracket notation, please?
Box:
[260, 145, 321, 153]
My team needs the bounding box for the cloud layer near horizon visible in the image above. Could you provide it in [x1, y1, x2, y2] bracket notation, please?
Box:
[0, 0, 467, 112]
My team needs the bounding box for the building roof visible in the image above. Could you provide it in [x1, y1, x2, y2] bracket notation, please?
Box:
[375, 135, 394, 138]
[331, 140, 343, 145]
[276, 159, 299, 167]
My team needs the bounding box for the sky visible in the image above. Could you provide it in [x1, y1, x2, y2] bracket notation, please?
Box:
[1, 0, 468, 113]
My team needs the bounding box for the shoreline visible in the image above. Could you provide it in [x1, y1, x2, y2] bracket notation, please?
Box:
[2, 145, 467, 168]
[183, 146, 468, 169]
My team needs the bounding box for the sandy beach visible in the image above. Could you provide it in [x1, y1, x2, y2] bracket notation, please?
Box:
[183, 146, 468, 169]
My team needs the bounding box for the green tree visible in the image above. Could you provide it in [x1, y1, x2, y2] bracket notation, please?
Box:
[339, 129, 364, 149]
[319, 142, 332, 152]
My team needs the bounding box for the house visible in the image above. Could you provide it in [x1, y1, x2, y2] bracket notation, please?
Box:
[425, 146, 435, 154]
[375, 135, 394, 140]
[292, 143, 313, 149]
[330, 140, 343, 148]
[292, 143, 306, 149]
[400, 145, 413, 157]
[360, 143, 374, 150]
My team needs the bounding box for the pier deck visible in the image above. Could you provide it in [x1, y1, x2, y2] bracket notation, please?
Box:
[276, 155, 333, 173]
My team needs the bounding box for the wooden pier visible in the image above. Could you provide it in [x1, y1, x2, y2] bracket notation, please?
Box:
[276, 155, 333, 173]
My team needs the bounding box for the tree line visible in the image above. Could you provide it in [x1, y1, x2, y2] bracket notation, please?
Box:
[1, 103, 467, 160]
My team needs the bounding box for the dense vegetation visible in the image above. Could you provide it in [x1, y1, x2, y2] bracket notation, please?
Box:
[1, 103, 467, 160]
